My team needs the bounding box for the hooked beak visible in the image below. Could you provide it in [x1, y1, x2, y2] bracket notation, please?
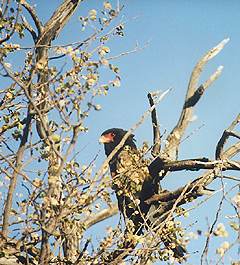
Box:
[99, 135, 108, 144]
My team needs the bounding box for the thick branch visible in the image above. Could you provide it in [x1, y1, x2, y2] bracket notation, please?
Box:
[34, 2, 83, 263]
[36, 0, 82, 46]
[35, 0, 82, 143]
[164, 39, 229, 160]
[162, 158, 240, 172]
[148, 92, 161, 157]
[145, 176, 214, 207]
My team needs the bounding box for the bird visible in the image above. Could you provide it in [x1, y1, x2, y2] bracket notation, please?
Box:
[99, 128, 186, 260]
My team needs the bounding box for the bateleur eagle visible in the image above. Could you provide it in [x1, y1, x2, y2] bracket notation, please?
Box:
[99, 128, 186, 260]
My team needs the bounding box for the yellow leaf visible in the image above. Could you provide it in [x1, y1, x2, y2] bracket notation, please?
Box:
[103, 1, 112, 10]
[89, 9, 97, 20]
[51, 134, 61, 143]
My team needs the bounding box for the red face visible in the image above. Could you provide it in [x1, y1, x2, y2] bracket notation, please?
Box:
[99, 132, 116, 144]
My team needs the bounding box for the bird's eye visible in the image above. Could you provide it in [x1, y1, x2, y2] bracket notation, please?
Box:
[111, 132, 115, 137]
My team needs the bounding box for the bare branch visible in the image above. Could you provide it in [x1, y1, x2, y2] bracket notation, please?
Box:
[145, 181, 214, 206]
[216, 113, 240, 159]
[187, 38, 229, 101]
[36, 0, 82, 46]
[222, 141, 240, 158]
[84, 204, 118, 229]
[21, 15, 37, 41]
[164, 38, 229, 160]
[202, 65, 224, 90]
[20, 0, 43, 37]
[184, 66, 224, 109]
[148, 92, 161, 157]
[200, 194, 224, 264]
[162, 158, 240, 172]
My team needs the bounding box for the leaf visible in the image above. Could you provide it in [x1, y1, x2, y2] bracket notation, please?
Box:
[89, 9, 97, 20]
[103, 1, 112, 10]
[229, 221, 239, 231]
[51, 134, 61, 143]
[112, 76, 121, 87]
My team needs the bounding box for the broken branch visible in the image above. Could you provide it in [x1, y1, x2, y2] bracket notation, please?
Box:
[164, 39, 229, 160]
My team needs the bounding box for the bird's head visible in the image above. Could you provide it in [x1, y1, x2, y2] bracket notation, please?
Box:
[99, 128, 136, 156]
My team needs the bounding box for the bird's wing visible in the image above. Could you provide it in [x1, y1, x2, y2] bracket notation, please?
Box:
[111, 146, 152, 232]
[113, 146, 150, 194]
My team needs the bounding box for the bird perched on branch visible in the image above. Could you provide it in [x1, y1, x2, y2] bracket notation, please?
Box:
[99, 128, 186, 260]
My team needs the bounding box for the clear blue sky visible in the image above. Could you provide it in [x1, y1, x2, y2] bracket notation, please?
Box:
[7, 0, 240, 264]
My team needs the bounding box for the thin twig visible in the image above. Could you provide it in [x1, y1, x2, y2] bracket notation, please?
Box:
[0, 3, 20, 45]
[200, 194, 225, 264]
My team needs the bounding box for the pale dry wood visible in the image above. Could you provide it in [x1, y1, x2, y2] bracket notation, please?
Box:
[21, 0, 43, 36]
[84, 204, 118, 229]
[23, 1, 84, 263]
[164, 38, 229, 160]
[21, 15, 38, 41]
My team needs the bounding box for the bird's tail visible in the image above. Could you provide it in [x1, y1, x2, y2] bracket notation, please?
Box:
[147, 204, 187, 261]
[163, 238, 187, 260]
[172, 244, 187, 258]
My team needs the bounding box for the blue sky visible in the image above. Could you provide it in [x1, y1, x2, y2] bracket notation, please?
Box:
[3, 0, 240, 264]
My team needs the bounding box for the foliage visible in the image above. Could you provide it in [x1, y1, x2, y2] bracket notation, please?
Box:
[0, 1, 239, 265]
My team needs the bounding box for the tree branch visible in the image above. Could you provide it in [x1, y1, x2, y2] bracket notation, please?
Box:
[32, 2, 83, 263]
[2, 110, 32, 237]
[148, 92, 161, 157]
[162, 158, 240, 172]
[21, 15, 37, 42]
[36, 0, 81, 46]
[84, 204, 118, 229]
[164, 38, 229, 160]
[147, 111, 240, 211]
[216, 113, 240, 159]
[0, 3, 20, 45]
[21, 0, 43, 37]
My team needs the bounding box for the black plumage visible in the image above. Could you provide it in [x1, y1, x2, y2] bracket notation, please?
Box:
[99, 128, 186, 259]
